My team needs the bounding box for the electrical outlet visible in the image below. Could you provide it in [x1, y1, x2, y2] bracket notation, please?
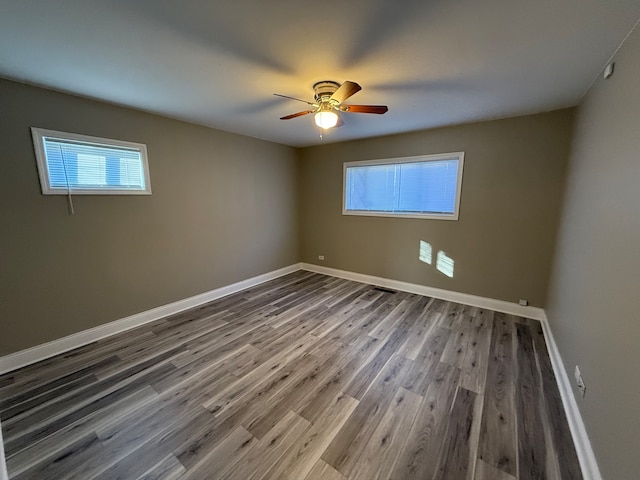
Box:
[518, 299, 528, 306]
[318, 255, 325, 261]
[574, 366, 586, 397]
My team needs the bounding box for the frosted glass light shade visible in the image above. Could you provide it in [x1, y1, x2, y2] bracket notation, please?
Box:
[314, 111, 339, 129]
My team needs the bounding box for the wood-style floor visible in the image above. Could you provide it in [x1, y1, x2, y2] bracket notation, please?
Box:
[0, 271, 582, 479]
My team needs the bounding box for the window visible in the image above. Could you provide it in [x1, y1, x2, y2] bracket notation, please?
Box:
[31, 128, 151, 195]
[343, 152, 464, 220]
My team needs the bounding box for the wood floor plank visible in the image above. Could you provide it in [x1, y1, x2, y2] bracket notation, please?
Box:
[437, 301, 460, 329]
[396, 297, 437, 360]
[167, 325, 261, 369]
[240, 271, 317, 302]
[440, 316, 472, 368]
[515, 323, 547, 480]
[303, 460, 346, 480]
[91, 408, 218, 480]
[96, 363, 233, 445]
[321, 354, 414, 477]
[475, 458, 517, 480]
[243, 318, 317, 365]
[0, 355, 118, 413]
[152, 343, 258, 393]
[136, 454, 186, 480]
[530, 320, 582, 480]
[178, 425, 256, 480]
[323, 282, 371, 310]
[1, 272, 582, 480]
[349, 387, 422, 480]
[10, 432, 105, 480]
[5, 386, 159, 477]
[203, 334, 316, 417]
[426, 298, 450, 320]
[172, 355, 327, 472]
[305, 307, 370, 353]
[477, 312, 517, 476]
[308, 298, 377, 340]
[0, 331, 155, 397]
[262, 392, 358, 480]
[0, 373, 99, 421]
[459, 309, 494, 394]
[4, 361, 176, 456]
[339, 292, 406, 345]
[72, 392, 214, 479]
[451, 303, 478, 331]
[401, 325, 451, 396]
[432, 386, 483, 480]
[172, 358, 326, 471]
[3, 345, 181, 436]
[266, 285, 349, 329]
[218, 410, 310, 480]
[295, 335, 382, 423]
[0, 374, 15, 389]
[343, 326, 409, 399]
[390, 362, 460, 480]
[97, 322, 225, 377]
[369, 299, 411, 340]
[242, 352, 333, 439]
[172, 409, 251, 472]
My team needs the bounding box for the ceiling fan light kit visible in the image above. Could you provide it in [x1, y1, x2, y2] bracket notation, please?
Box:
[275, 80, 388, 130]
[314, 105, 339, 129]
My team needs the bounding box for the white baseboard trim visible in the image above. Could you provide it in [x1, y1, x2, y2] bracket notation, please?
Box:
[539, 312, 602, 480]
[300, 263, 545, 320]
[0, 264, 301, 375]
[0, 420, 7, 480]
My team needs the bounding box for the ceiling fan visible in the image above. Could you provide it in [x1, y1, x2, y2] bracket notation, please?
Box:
[274, 80, 388, 129]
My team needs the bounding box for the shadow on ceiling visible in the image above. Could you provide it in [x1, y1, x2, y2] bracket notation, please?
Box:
[109, 0, 293, 75]
[340, 0, 449, 68]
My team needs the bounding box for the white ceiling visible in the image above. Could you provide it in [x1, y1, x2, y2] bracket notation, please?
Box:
[1, 0, 639, 147]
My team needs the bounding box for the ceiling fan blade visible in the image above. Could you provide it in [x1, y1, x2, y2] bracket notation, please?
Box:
[335, 116, 345, 128]
[273, 93, 316, 106]
[331, 81, 362, 104]
[280, 110, 315, 120]
[344, 105, 389, 114]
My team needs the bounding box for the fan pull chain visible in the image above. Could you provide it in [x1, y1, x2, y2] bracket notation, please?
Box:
[67, 192, 75, 215]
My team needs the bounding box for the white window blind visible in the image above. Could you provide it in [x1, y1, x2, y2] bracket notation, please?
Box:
[343, 153, 464, 220]
[31, 128, 151, 195]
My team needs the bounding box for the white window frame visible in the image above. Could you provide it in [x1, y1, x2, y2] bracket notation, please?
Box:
[342, 152, 465, 220]
[31, 127, 152, 195]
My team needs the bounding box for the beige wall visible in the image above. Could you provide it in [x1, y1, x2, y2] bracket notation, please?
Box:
[0, 79, 298, 355]
[546, 26, 640, 480]
[298, 110, 574, 307]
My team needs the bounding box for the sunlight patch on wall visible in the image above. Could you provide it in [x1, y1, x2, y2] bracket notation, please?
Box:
[436, 250, 455, 278]
[419, 240, 432, 265]
[419, 240, 455, 278]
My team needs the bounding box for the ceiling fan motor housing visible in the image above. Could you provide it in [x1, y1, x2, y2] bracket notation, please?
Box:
[277, 80, 387, 125]
[313, 80, 340, 103]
